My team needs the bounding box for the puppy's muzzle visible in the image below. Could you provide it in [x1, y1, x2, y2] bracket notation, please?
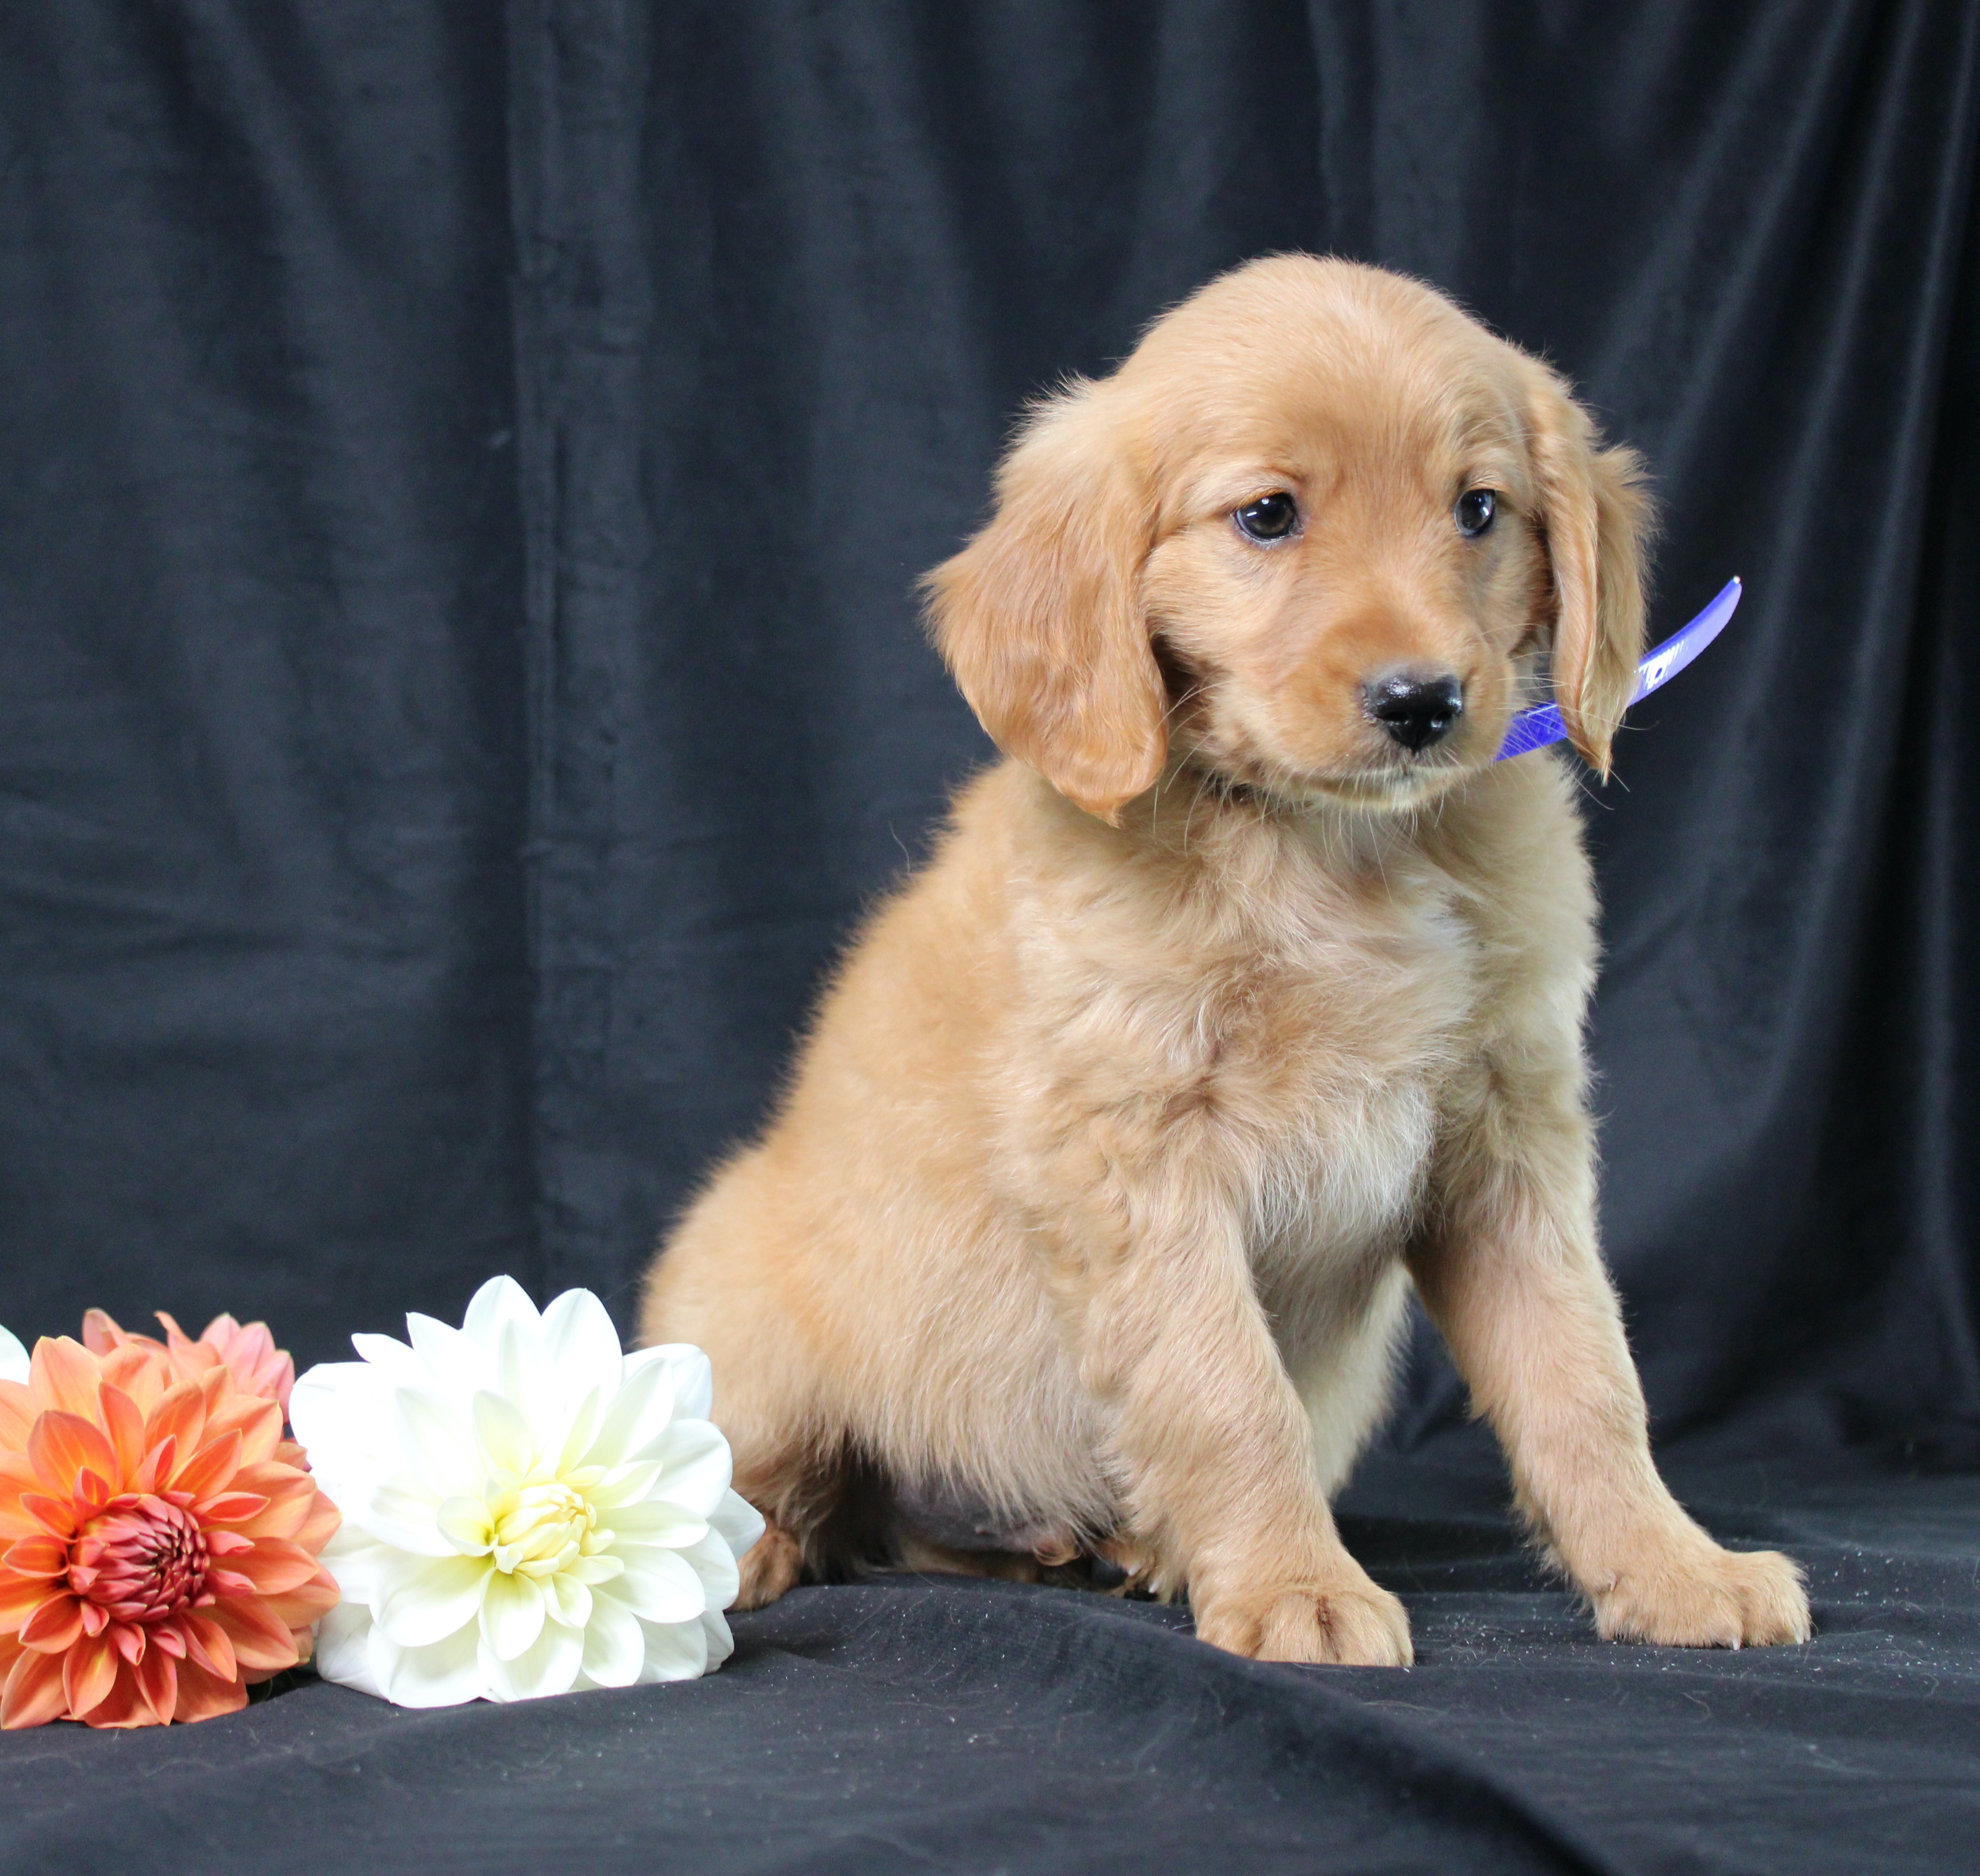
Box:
[1364, 671, 1464, 752]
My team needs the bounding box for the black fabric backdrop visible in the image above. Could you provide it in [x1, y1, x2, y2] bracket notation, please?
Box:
[2, 4, 1979, 1871]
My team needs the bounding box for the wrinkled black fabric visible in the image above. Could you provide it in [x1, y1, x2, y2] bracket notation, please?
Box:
[4, 1439, 1979, 1875]
[1, 2, 1979, 1871]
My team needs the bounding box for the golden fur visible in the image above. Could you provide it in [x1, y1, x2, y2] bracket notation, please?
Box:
[641, 255, 1811, 1664]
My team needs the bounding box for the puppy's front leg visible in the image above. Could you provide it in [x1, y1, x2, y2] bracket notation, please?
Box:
[1409, 1103, 1811, 1647]
[1075, 1175, 1412, 1667]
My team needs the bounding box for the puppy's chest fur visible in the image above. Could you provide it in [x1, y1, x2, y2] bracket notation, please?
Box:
[1006, 808, 1484, 1276]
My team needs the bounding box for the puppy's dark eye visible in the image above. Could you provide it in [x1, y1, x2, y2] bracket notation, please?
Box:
[1234, 492, 1300, 542]
[1455, 488, 1497, 537]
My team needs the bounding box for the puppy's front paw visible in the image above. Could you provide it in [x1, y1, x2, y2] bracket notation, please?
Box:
[1591, 1542, 1810, 1648]
[1194, 1575, 1414, 1667]
[733, 1521, 803, 1611]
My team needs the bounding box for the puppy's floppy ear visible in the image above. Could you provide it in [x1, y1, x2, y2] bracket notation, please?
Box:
[1521, 364, 1655, 777]
[923, 380, 1165, 824]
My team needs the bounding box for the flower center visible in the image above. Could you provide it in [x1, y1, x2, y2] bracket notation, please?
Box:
[487, 1481, 599, 1580]
[67, 1494, 210, 1623]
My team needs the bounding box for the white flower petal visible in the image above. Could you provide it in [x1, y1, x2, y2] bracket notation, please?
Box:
[635, 1419, 733, 1516]
[495, 1317, 537, 1410]
[480, 1568, 546, 1661]
[392, 1385, 480, 1486]
[316, 1529, 395, 1604]
[699, 1607, 737, 1673]
[473, 1388, 537, 1477]
[539, 1291, 624, 1404]
[376, 1554, 491, 1649]
[673, 1529, 741, 1611]
[350, 1332, 429, 1387]
[405, 1312, 488, 1395]
[290, 1361, 397, 1487]
[568, 1552, 627, 1586]
[556, 1386, 604, 1476]
[635, 1614, 710, 1683]
[435, 1495, 494, 1556]
[544, 1572, 592, 1632]
[708, 1488, 768, 1564]
[599, 1500, 708, 1548]
[579, 1590, 644, 1688]
[623, 1344, 714, 1423]
[482, 1618, 583, 1702]
[583, 1357, 674, 1471]
[363, 1478, 457, 1557]
[462, 1275, 541, 1350]
[586, 1460, 664, 1510]
[0, 1324, 28, 1386]
[613, 1545, 709, 1624]
[314, 1600, 384, 1698]
[372, 1618, 489, 1708]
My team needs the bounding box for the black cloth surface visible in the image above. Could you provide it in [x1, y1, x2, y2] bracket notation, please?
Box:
[2, 2, 1979, 1871]
[5, 1435, 1979, 1875]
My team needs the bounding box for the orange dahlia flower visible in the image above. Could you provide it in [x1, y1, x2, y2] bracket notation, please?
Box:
[82, 1308, 296, 1417]
[0, 1333, 339, 1728]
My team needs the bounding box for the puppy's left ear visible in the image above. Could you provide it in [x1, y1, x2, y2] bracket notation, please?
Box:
[1523, 364, 1655, 777]
[922, 380, 1165, 824]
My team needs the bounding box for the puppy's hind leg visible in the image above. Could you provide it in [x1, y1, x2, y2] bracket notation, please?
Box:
[732, 1439, 890, 1608]
[641, 1159, 868, 1611]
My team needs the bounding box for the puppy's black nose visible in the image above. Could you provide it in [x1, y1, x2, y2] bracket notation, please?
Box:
[1364, 672, 1464, 752]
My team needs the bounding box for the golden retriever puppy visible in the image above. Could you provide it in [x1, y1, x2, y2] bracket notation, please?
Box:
[641, 254, 1811, 1665]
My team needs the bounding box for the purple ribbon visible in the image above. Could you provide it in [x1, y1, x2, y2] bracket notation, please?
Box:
[1495, 576, 1743, 761]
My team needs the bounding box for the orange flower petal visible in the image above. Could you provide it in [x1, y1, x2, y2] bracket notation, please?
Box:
[17, 1493, 75, 1539]
[0, 1642, 68, 1728]
[26, 1411, 117, 1498]
[18, 1593, 83, 1653]
[262, 1568, 341, 1626]
[101, 1344, 165, 1413]
[143, 1380, 207, 1464]
[71, 1469, 111, 1519]
[0, 1573, 53, 1630]
[228, 1539, 321, 1596]
[210, 1595, 300, 1671]
[170, 1659, 246, 1724]
[202, 1394, 282, 1467]
[0, 1457, 49, 1542]
[293, 1488, 342, 1552]
[181, 1611, 236, 1683]
[63, 1632, 119, 1717]
[197, 1492, 269, 1525]
[0, 1381, 33, 1450]
[230, 1476, 314, 1542]
[135, 1436, 177, 1495]
[79, 1309, 126, 1356]
[134, 1640, 176, 1722]
[168, 1429, 242, 1504]
[2, 1536, 66, 1579]
[98, 1382, 145, 1487]
[78, 1671, 150, 1729]
[27, 1339, 101, 1419]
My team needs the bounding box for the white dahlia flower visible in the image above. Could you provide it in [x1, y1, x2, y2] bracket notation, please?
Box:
[0, 1323, 26, 1385]
[289, 1277, 764, 1706]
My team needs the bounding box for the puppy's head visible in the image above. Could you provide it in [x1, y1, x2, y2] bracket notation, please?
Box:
[926, 256, 1652, 822]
